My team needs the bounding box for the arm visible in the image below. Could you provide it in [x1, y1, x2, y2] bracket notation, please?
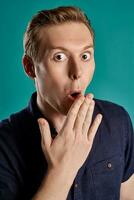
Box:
[120, 107, 134, 200]
[32, 94, 102, 200]
[32, 166, 77, 200]
[120, 174, 134, 200]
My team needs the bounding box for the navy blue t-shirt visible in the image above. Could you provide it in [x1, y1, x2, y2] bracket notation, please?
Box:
[0, 92, 134, 200]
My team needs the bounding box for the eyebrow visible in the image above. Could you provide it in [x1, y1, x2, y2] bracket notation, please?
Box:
[48, 45, 94, 52]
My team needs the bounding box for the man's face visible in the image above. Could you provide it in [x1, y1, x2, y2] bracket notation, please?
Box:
[34, 22, 95, 115]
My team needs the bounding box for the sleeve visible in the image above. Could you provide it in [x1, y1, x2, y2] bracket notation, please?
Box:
[0, 121, 21, 200]
[0, 170, 20, 200]
[121, 109, 134, 182]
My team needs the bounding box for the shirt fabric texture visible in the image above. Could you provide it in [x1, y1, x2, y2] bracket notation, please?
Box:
[0, 92, 134, 200]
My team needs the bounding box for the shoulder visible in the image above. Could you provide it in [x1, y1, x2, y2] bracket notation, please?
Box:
[93, 98, 134, 142]
[94, 98, 130, 123]
[0, 107, 37, 165]
[94, 98, 126, 114]
[0, 108, 32, 138]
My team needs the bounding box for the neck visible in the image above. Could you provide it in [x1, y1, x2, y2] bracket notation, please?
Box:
[37, 95, 66, 133]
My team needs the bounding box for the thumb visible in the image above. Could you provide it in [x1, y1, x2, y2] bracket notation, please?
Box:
[38, 118, 52, 151]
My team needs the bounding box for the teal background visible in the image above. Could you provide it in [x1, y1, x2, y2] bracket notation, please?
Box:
[0, 0, 134, 124]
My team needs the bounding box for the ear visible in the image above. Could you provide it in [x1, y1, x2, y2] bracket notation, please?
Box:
[22, 55, 36, 79]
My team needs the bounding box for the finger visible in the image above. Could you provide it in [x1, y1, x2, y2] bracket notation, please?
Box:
[38, 118, 52, 151]
[61, 95, 85, 132]
[87, 114, 102, 142]
[82, 99, 95, 135]
[73, 94, 93, 133]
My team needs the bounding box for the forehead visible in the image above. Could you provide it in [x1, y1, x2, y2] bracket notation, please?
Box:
[38, 22, 93, 51]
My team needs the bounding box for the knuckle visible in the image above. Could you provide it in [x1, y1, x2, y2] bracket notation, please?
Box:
[75, 134, 82, 143]
[65, 134, 74, 145]
[95, 116, 101, 124]
[83, 121, 88, 127]
[85, 98, 91, 105]
[77, 96, 85, 105]
[84, 99, 90, 106]
[90, 102, 94, 110]
[94, 117, 98, 123]
[79, 111, 85, 118]
[70, 110, 77, 118]
[79, 96, 85, 101]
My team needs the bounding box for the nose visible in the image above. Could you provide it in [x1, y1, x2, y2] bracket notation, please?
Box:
[69, 58, 82, 80]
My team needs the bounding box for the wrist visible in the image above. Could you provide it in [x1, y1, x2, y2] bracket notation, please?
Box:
[47, 164, 78, 186]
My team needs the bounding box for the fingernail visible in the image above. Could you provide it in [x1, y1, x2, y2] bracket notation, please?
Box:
[38, 118, 45, 125]
[98, 114, 103, 121]
[87, 93, 94, 99]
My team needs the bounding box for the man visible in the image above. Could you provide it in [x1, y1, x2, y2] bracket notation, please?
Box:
[0, 6, 134, 200]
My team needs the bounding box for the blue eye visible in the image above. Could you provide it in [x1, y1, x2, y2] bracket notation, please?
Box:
[82, 52, 91, 61]
[54, 53, 67, 61]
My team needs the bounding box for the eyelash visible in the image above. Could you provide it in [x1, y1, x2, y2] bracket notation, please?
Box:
[53, 52, 91, 62]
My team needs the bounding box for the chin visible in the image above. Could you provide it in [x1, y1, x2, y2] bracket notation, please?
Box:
[60, 101, 73, 116]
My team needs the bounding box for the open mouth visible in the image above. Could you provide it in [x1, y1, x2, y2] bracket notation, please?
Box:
[68, 91, 82, 100]
[71, 92, 81, 97]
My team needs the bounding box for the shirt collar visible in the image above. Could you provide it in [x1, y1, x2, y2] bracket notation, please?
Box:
[27, 92, 57, 138]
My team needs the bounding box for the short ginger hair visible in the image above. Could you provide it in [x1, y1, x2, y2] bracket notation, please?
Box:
[23, 6, 94, 62]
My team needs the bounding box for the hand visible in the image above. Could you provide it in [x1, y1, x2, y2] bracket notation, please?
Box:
[38, 94, 102, 174]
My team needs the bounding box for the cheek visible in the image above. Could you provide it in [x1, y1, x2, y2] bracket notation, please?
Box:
[90, 65, 95, 79]
[84, 62, 95, 81]
[42, 74, 66, 95]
